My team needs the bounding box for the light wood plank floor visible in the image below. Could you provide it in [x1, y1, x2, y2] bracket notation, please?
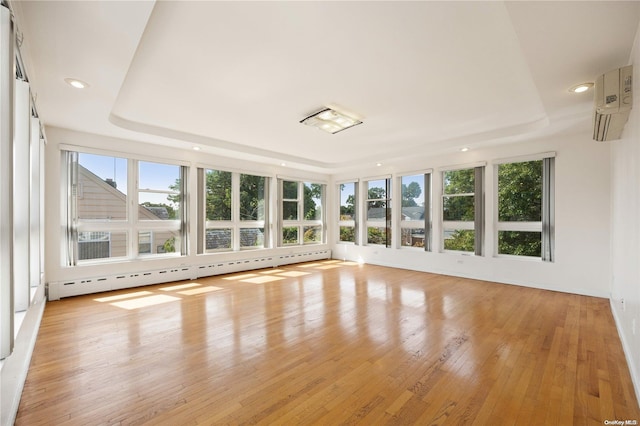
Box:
[16, 261, 640, 425]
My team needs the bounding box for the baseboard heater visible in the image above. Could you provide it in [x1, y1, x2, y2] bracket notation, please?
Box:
[48, 249, 331, 300]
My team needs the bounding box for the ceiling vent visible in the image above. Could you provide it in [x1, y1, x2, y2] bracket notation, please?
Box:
[593, 65, 633, 141]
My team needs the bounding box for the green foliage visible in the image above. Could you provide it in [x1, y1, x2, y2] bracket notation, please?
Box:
[303, 226, 321, 243]
[401, 182, 422, 207]
[282, 227, 298, 244]
[367, 227, 389, 245]
[304, 183, 322, 220]
[240, 174, 265, 221]
[498, 231, 541, 257]
[443, 230, 474, 252]
[498, 161, 542, 222]
[163, 236, 176, 253]
[340, 226, 355, 242]
[206, 170, 232, 220]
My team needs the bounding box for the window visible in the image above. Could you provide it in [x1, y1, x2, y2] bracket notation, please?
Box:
[496, 157, 554, 260]
[66, 151, 186, 264]
[365, 178, 391, 246]
[138, 161, 184, 255]
[280, 180, 325, 245]
[442, 167, 484, 254]
[239, 173, 267, 249]
[400, 173, 431, 250]
[197, 170, 267, 253]
[338, 182, 357, 243]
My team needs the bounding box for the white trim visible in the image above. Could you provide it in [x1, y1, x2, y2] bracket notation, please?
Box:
[492, 151, 556, 165]
[496, 221, 542, 232]
[438, 161, 486, 172]
[362, 174, 392, 182]
[397, 168, 433, 177]
[277, 174, 329, 185]
[335, 177, 360, 185]
[59, 143, 191, 168]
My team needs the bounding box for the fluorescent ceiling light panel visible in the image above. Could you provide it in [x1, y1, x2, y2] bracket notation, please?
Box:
[300, 108, 362, 134]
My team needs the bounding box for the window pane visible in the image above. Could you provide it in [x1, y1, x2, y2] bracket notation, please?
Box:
[498, 161, 542, 222]
[401, 175, 424, 221]
[283, 180, 298, 199]
[240, 228, 264, 249]
[401, 228, 425, 248]
[367, 227, 389, 245]
[283, 201, 298, 220]
[206, 170, 232, 221]
[304, 183, 322, 220]
[139, 192, 180, 220]
[78, 231, 127, 260]
[303, 225, 322, 243]
[498, 231, 542, 257]
[340, 183, 356, 220]
[443, 229, 474, 252]
[138, 230, 179, 254]
[367, 180, 386, 200]
[205, 228, 232, 251]
[443, 169, 474, 194]
[443, 196, 474, 221]
[139, 161, 181, 191]
[77, 153, 127, 221]
[240, 174, 266, 221]
[282, 226, 298, 245]
[340, 226, 355, 243]
[367, 200, 387, 221]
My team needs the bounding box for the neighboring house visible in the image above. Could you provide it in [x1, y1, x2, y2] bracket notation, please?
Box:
[77, 165, 177, 259]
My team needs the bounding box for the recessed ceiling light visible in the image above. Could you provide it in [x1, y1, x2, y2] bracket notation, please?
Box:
[192, 146, 201, 151]
[376, 162, 382, 167]
[64, 78, 89, 89]
[280, 162, 286, 167]
[460, 147, 470, 152]
[569, 82, 594, 93]
[300, 108, 362, 134]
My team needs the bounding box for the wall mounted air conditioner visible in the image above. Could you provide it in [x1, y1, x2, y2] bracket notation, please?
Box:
[593, 65, 633, 141]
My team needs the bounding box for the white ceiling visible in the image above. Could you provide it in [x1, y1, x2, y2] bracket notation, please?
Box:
[10, 1, 640, 172]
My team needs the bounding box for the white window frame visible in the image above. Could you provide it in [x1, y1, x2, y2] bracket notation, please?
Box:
[337, 180, 358, 245]
[364, 177, 391, 247]
[440, 165, 485, 255]
[279, 179, 325, 246]
[493, 153, 555, 261]
[399, 171, 432, 251]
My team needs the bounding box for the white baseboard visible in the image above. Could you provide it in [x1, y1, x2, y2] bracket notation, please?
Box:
[609, 298, 640, 409]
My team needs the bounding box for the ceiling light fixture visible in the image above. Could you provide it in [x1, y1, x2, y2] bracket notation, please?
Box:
[192, 146, 201, 151]
[569, 82, 594, 93]
[64, 78, 89, 89]
[300, 108, 362, 134]
[460, 147, 470, 152]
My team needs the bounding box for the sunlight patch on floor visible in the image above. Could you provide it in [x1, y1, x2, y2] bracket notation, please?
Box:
[110, 294, 181, 310]
[94, 291, 153, 303]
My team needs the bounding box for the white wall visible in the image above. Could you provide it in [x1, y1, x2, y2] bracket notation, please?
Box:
[331, 129, 612, 298]
[610, 21, 640, 405]
[44, 127, 332, 290]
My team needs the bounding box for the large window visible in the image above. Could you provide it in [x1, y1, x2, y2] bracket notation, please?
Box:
[66, 151, 186, 264]
[496, 157, 554, 260]
[280, 180, 324, 245]
[338, 182, 357, 243]
[442, 167, 484, 254]
[198, 170, 267, 253]
[400, 173, 431, 250]
[365, 178, 391, 246]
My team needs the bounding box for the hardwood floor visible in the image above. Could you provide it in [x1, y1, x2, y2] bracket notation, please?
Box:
[16, 261, 640, 425]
